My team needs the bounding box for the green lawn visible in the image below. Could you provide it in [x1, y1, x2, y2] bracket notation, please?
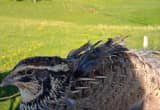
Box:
[0, 0, 160, 109]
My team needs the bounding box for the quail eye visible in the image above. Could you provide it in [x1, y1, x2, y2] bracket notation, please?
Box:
[19, 77, 32, 82]
[26, 70, 32, 75]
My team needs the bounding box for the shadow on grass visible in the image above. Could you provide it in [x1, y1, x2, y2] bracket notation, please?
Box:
[0, 71, 20, 110]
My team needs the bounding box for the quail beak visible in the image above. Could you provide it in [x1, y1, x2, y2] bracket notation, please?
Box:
[0, 74, 14, 87]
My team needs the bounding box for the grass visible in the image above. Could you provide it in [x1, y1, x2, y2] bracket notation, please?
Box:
[0, 0, 160, 109]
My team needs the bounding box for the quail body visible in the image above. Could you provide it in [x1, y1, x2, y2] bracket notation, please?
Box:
[1, 37, 160, 110]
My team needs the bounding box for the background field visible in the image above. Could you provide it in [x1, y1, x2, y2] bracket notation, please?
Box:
[0, 0, 160, 109]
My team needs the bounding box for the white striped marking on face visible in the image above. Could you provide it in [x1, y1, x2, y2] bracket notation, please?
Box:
[13, 64, 70, 74]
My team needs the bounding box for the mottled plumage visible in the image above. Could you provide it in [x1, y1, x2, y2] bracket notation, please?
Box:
[1, 37, 160, 110]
